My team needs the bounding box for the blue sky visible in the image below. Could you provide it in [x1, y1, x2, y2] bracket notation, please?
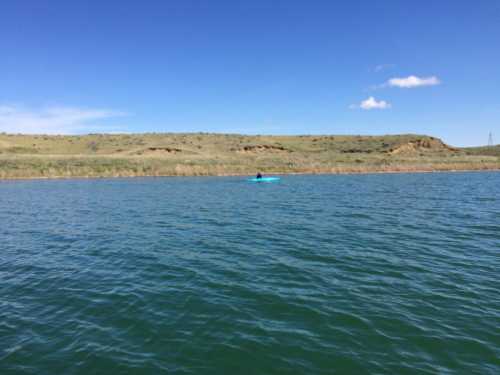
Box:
[0, 0, 499, 146]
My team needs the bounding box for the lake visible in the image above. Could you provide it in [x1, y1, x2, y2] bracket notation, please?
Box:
[1, 172, 499, 374]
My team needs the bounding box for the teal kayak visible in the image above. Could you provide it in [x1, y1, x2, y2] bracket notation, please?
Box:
[248, 177, 280, 182]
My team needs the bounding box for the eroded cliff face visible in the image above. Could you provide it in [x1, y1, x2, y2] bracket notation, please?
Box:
[389, 138, 458, 155]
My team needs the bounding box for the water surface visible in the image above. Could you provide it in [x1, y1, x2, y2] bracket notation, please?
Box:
[1, 172, 499, 374]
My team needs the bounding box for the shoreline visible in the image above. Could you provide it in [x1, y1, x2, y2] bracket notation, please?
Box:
[1, 133, 498, 181]
[1, 165, 499, 182]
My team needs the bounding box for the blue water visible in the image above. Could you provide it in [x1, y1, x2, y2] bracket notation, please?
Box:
[1, 172, 499, 374]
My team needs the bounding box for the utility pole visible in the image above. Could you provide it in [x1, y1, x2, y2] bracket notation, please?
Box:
[488, 132, 493, 146]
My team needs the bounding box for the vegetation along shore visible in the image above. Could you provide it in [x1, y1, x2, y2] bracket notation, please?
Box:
[0, 133, 498, 179]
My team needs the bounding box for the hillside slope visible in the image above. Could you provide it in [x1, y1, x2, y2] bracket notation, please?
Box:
[0, 133, 498, 179]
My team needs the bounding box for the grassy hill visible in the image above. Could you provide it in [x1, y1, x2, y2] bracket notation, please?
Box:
[0, 133, 498, 179]
[462, 145, 500, 157]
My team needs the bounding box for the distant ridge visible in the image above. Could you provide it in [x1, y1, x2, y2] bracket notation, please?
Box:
[0, 133, 498, 179]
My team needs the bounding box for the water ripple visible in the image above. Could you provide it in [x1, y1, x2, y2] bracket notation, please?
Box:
[1, 172, 499, 374]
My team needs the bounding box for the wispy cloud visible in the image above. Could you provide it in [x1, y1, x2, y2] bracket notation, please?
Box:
[386, 75, 440, 88]
[350, 96, 391, 110]
[374, 64, 395, 72]
[0, 104, 128, 134]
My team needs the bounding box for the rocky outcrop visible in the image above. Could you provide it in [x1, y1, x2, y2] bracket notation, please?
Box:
[235, 145, 291, 153]
[389, 138, 458, 154]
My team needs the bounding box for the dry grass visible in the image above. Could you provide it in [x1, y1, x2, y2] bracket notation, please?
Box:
[0, 133, 498, 179]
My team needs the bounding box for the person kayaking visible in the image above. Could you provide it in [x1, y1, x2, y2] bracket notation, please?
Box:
[256, 172, 262, 179]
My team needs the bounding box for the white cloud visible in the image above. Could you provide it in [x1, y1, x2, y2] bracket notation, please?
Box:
[350, 96, 391, 110]
[0, 104, 128, 134]
[387, 75, 440, 88]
